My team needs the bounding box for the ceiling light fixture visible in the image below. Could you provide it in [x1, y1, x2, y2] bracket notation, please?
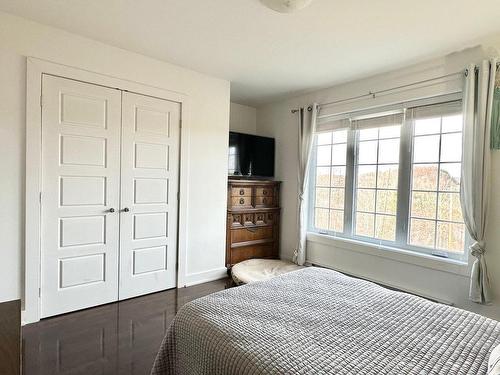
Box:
[259, 0, 313, 13]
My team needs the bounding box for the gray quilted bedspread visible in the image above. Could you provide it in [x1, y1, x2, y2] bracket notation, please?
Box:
[151, 267, 500, 375]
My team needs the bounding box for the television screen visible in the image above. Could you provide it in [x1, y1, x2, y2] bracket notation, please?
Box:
[228, 132, 275, 178]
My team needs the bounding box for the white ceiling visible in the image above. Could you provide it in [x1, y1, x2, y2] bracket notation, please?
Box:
[1, 0, 500, 106]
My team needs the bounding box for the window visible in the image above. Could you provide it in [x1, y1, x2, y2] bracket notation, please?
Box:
[314, 130, 347, 233]
[309, 99, 467, 261]
[408, 106, 465, 254]
[354, 116, 402, 242]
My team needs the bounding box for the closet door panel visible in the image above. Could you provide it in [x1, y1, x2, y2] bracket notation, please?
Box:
[119, 92, 180, 300]
[41, 75, 121, 318]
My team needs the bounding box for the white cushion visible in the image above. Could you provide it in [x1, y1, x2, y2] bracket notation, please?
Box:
[231, 259, 304, 285]
[489, 343, 500, 375]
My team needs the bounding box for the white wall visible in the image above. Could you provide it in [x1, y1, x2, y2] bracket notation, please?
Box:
[229, 102, 257, 134]
[0, 12, 230, 304]
[257, 45, 500, 320]
[0, 49, 26, 303]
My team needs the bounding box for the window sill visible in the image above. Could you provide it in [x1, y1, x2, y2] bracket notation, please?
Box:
[306, 232, 470, 277]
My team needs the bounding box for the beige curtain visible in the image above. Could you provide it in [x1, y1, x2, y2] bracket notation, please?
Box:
[461, 59, 497, 304]
[293, 104, 318, 265]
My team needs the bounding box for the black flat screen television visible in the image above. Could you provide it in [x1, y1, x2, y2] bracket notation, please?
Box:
[228, 132, 275, 178]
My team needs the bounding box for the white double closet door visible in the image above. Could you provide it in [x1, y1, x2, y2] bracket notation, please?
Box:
[40, 75, 180, 318]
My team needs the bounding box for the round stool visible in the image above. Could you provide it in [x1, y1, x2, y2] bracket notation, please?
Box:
[231, 258, 304, 285]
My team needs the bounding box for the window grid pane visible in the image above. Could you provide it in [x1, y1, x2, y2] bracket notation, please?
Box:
[354, 126, 401, 241]
[408, 112, 465, 253]
[312, 130, 347, 233]
[308, 100, 466, 262]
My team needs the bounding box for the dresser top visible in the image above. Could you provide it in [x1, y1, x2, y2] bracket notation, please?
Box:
[228, 179, 281, 186]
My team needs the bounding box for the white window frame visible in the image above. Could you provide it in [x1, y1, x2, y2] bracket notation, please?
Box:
[307, 94, 469, 263]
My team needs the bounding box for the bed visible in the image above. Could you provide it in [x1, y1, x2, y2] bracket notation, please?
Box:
[151, 267, 500, 374]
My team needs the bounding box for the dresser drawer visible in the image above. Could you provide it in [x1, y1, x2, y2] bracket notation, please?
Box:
[243, 213, 254, 225]
[230, 243, 277, 265]
[230, 213, 260, 227]
[255, 187, 274, 197]
[255, 196, 274, 207]
[231, 187, 252, 197]
[255, 212, 266, 225]
[231, 196, 252, 208]
[232, 226, 273, 244]
[230, 213, 243, 228]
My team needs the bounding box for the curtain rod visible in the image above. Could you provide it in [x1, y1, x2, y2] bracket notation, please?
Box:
[290, 106, 312, 114]
[320, 70, 477, 109]
[290, 70, 464, 114]
[290, 61, 500, 114]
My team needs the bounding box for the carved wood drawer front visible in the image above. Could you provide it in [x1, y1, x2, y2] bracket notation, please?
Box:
[231, 187, 252, 196]
[232, 226, 274, 243]
[255, 196, 274, 207]
[243, 213, 254, 225]
[231, 196, 252, 208]
[255, 213, 266, 225]
[255, 187, 274, 197]
[231, 214, 243, 228]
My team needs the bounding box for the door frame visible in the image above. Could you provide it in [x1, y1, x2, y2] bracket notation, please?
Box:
[25, 57, 191, 324]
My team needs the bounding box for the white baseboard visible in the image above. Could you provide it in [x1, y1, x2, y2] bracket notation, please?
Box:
[21, 311, 29, 326]
[181, 267, 227, 287]
[308, 259, 453, 306]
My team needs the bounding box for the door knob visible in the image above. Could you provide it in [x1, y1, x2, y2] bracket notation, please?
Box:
[123, 207, 130, 212]
[108, 208, 115, 213]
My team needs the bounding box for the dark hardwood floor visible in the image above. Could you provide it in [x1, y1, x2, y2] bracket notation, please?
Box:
[0, 299, 21, 375]
[22, 278, 230, 375]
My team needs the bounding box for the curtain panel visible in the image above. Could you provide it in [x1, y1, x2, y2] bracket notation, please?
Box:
[461, 59, 497, 304]
[293, 104, 318, 266]
[491, 64, 500, 149]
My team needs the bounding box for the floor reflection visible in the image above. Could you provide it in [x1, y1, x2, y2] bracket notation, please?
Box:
[22, 278, 229, 375]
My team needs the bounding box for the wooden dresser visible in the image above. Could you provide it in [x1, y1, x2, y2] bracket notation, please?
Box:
[226, 179, 281, 269]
